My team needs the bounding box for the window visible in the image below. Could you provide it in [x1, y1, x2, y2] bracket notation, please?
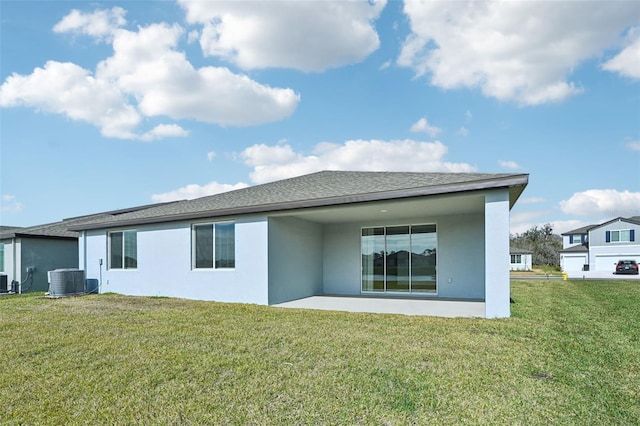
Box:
[193, 222, 235, 269]
[511, 254, 522, 264]
[361, 224, 436, 293]
[607, 229, 635, 243]
[569, 234, 585, 244]
[109, 230, 137, 269]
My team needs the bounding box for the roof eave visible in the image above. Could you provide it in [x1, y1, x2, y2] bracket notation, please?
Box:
[0, 232, 78, 241]
[559, 247, 589, 253]
[70, 174, 529, 231]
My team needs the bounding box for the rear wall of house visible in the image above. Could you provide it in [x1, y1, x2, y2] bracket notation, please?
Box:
[268, 217, 323, 304]
[81, 215, 270, 304]
[322, 212, 485, 300]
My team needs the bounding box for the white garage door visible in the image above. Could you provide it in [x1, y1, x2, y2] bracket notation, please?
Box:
[562, 255, 587, 271]
[595, 255, 640, 272]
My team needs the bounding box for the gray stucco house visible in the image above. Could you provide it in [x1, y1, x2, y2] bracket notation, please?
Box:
[560, 216, 640, 273]
[69, 171, 528, 318]
[0, 222, 79, 292]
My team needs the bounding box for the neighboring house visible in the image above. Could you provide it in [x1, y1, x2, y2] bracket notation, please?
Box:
[0, 221, 80, 292]
[69, 171, 528, 318]
[0, 203, 178, 293]
[560, 216, 640, 273]
[510, 248, 532, 271]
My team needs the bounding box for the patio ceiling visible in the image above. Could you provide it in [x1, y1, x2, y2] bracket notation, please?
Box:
[272, 192, 486, 224]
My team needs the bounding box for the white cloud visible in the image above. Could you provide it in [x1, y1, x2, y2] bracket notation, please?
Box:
[207, 151, 216, 161]
[510, 210, 585, 236]
[498, 160, 521, 170]
[410, 117, 441, 137]
[242, 144, 299, 168]
[178, 0, 386, 71]
[140, 124, 189, 142]
[1, 195, 24, 213]
[53, 7, 126, 41]
[456, 127, 469, 137]
[187, 30, 199, 44]
[241, 139, 476, 184]
[1, 12, 301, 140]
[398, 1, 638, 105]
[0, 61, 141, 139]
[560, 189, 640, 217]
[519, 197, 545, 205]
[551, 219, 594, 236]
[509, 210, 550, 235]
[627, 141, 640, 151]
[465, 110, 472, 122]
[151, 181, 249, 203]
[602, 27, 640, 79]
[97, 23, 300, 127]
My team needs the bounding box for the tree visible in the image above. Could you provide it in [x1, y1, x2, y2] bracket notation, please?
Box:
[510, 223, 562, 267]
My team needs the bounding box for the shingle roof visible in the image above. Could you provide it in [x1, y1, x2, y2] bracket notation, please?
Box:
[0, 215, 107, 240]
[561, 225, 594, 236]
[0, 226, 22, 234]
[559, 244, 589, 253]
[510, 247, 533, 254]
[0, 201, 180, 240]
[561, 216, 640, 236]
[69, 170, 528, 231]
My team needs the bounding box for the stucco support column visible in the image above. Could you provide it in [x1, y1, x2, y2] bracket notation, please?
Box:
[485, 190, 510, 318]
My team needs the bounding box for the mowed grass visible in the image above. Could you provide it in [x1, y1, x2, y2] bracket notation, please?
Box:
[1, 280, 638, 425]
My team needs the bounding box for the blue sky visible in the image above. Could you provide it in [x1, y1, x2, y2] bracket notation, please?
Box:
[1, 0, 639, 234]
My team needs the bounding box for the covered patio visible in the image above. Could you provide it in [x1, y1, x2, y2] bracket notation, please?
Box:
[273, 295, 486, 318]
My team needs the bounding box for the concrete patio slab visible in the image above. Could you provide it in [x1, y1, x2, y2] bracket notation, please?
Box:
[273, 296, 486, 318]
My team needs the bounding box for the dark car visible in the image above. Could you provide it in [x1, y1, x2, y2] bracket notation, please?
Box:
[615, 260, 639, 275]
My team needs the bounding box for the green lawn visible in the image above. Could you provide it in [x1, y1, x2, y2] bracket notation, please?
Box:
[1, 280, 639, 425]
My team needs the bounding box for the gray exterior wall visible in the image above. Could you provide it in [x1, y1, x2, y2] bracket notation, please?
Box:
[19, 238, 78, 292]
[322, 212, 486, 300]
[322, 224, 360, 295]
[268, 217, 323, 304]
[588, 219, 640, 247]
[441, 213, 485, 299]
[80, 216, 270, 303]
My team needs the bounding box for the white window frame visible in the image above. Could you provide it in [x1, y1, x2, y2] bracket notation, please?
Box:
[192, 221, 236, 270]
[108, 230, 137, 270]
[571, 234, 584, 244]
[611, 229, 631, 243]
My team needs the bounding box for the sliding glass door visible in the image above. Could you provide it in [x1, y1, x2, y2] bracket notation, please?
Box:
[361, 224, 437, 294]
[386, 226, 410, 292]
[410, 224, 437, 292]
[361, 227, 384, 292]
